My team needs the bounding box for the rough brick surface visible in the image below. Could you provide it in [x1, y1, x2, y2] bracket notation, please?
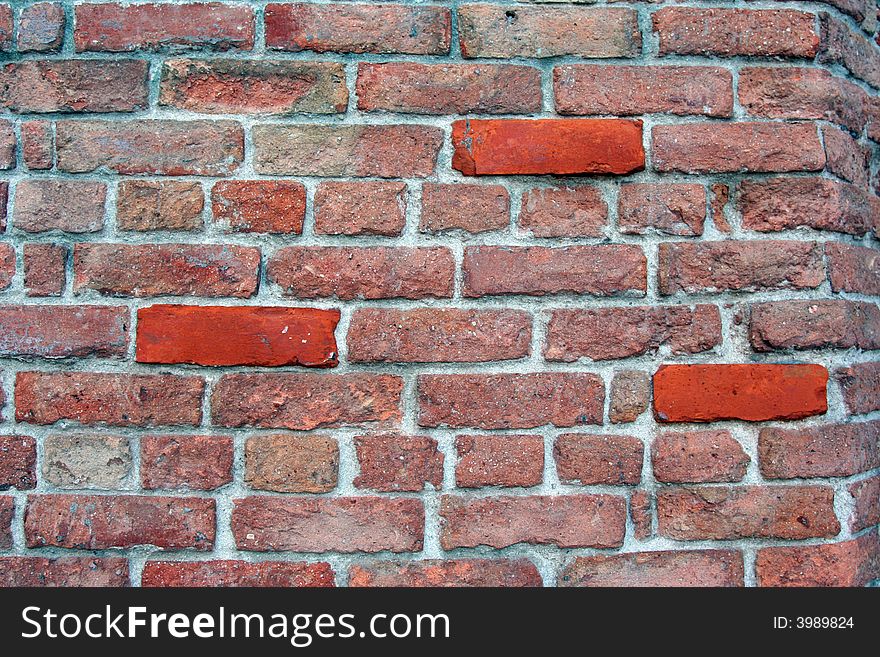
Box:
[350, 559, 541, 587]
[245, 434, 338, 494]
[618, 183, 706, 236]
[0, 305, 128, 358]
[835, 362, 880, 415]
[211, 180, 305, 234]
[848, 475, 880, 532]
[518, 186, 607, 238]
[455, 434, 543, 488]
[759, 421, 880, 479]
[420, 183, 509, 234]
[354, 435, 443, 492]
[18, 3, 65, 53]
[750, 300, 880, 351]
[555, 434, 643, 485]
[609, 371, 650, 424]
[13, 179, 106, 233]
[42, 434, 132, 489]
[756, 535, 880, 587]
[141, 435, 233, 491]
[143, 561, 335, 588]
[560, 551, 744, 587]
[315, 181, 406, 237]
[0, 557, 129, 587]
[652, 431, 750, 483]
[0, 435, 37, 491]
[117, 181, 204, 232]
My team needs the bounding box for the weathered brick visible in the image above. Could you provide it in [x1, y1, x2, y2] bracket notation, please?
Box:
[0, 557, 129, 587]
[822, 125, 871, 189]
[545, 305, 721, 361]
[420, 183, 509, 234]
[13, 179, 106, 233]
[253, 124, 441, 177]
[265, 3, 450, 54]
[348, 307, 531, 363]
[350, 559, 541, 587]
[756, 534, 880, 587]
[160, 60, 347, 114]
[141, 435, 233, 491]
[232, 496, 424, 553]
[609, 370, 650, 424]
[452, 118, 645, 176]
[74, 243, 260, 298]
[0, 60, 148, 113]
[21, 121, 53, 170]
[659, 241, 825, 294]
[136, 305, 339, 367]
[631, 491, 653, 540]
[23, 243, 66, 297]
[455, 434, 543, 488]
[75, 2, 255, 52]
[0, 495, 11, 548]
[835, 362, 880, 415]
[143, 561, 335, 588]
[0, 120, 13, 168]
[0, 305, 127, 358]
[555, 65, 732, 117]
[555, 434, 643, 485]
[117, 181, 204, 232]
[0, 435, 36, 490]
[750, 300, 880, 351]
[56, 120, 244, 176]
[211, 180, 305, 234]
[654, 8, 819, 58]
[268, 247, 454, 300]
[354, 435, 443, 492]
[17, 3, 64, 52]
[440, 494, 626, 549]
[560, 551, 744, 587]
[25, 494, 215, 550]
[658, 486, 840, 540]
[315, 181, 406, 237]
[826, 243, 880, 295]
[42, 434, 131, 489]
[619, 183, 706, 236]
[245, 434, 338, 493]
[459, 5, 640, 58]
[0, 242, 11, 291]
[518, 186, 607, 238]
[15, 371, 204, 427]
[652, 431, 749, 483]
[212, 373, 402, 430]
[710, 184, 731, 232]
[848, 475, 880, 532]
[654, 364, 828, 423]
[418, 373, 604, 429]
[819, 14, 880, 90]
[0, 4, 10, 51]
[652, 123, 825, 173]
[759, 421, 880, 479]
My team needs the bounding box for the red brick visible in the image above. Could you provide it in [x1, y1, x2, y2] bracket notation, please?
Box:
[141, 435, 233, 491]
[211, 373, 402, 430]
[750, 300, 880, 351]
[710, 184, 731, 232]
[835, 362, 880, 415]
[819, 14, 880, 90]
[658, 486, 839, 540]
[253, 124, 441, 178]
[315, 181, 406, 237]
[0, 305, 127, 358]
[555, 434, 643, 485]
[13, 179, 106, 233]
[659, 241, 825, 294]
[823, 125, 870, 189]
[609, 370, 650, 424]
[23, 243, 66, 296]
[459, 5, 639, 58]
[136, 305, 339, 367]
[348, 307, 530, 363]
[455, 434, 543, 488]
[117, 181, 204, 232]
[654, 8, 819, 58]
[560, 550, 744, 587]
[358, 62, 540, 115]
[350, 559, 541, 587]
[142, 561, 335, 588]
[75, 2, 255, 52]
[15, 371, 204, 427]
[738, 177, 880, 236]
[25, 494, 215, 550]
[0, 495, 10, 548]
[759, 421, 880, 479]
[652, 123, 825, 173]
[74, 243, 260, 298]
[618, 184, 706, 236]
[519, 186, 608, 239]
[418, 373, 604, 429]
[849, 475, 880, 532]
[160, 60, 347, 114]
[555, 65, 732, 117]
[232, 496, 424, 553]
[0, 242, 12, 290]
[0, 435, 36, 490]
[420, 183, 509, 234]
[440, 494, 626, 549]
[545, 305, 720, 361]
[0, 120, 13, 169]
[56, 120, 244, 176]
[0, 557, 129, 587]
[354, 435, 443, 492]
[452, 118, 644, 176]
[17, 2, 65, 52]
[806, 0, 871, 22]
[654, 364, 828, 423]
[756, 534, 880, 587]
[245, 434, 338, 494]
[0, 4, 10, 51]
[631, 491, 653, 540]
[827, 243, 880, 295]
[0, 60, 148, 113]
[268, 247, 454, 300]
[265, 3, 450, 55]
[212, 180, 305, 234]
[21, 121, 52, 169]
[652, 431, 749, 483]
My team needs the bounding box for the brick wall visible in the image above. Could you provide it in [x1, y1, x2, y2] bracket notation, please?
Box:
[0, 0, 878, 587]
